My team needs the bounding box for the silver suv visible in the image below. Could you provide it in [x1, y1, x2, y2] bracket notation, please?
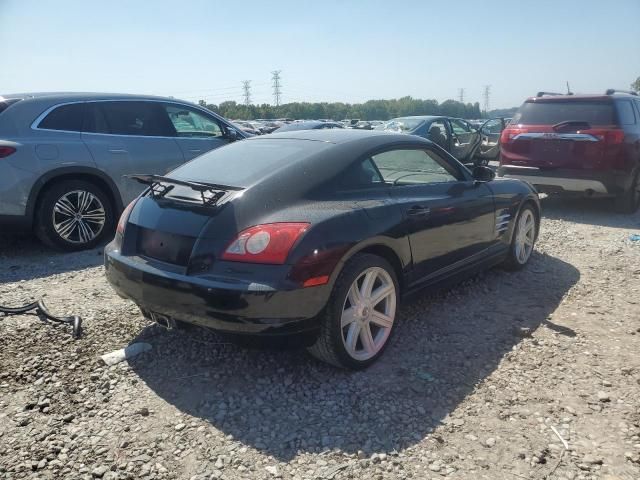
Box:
[0, 93, 245, 250]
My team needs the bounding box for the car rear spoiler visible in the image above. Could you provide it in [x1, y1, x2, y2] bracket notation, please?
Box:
[126, 174, 243, 206]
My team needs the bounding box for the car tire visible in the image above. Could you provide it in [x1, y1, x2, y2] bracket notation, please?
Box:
[503, 204, 538, 271]
[35, 179, 114, 251]
[307, 253, 399, 369]
[614, 171, 640, 214]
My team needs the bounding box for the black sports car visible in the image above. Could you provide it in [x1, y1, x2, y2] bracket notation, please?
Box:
[105, 129, 540, 369]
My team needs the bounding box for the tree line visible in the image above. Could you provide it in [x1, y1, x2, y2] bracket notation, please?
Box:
[197, 96, 495, 121]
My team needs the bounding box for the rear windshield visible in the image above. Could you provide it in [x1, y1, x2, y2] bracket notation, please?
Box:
[0, 98, 22, 115]
[512, 101, 615, 126]
[170, 138, 331, 187]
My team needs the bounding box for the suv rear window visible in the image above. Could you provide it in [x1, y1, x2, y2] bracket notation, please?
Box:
[38, 103, 84, 131]
[0, 98, 21, 115]
[512, 101, 615, 126]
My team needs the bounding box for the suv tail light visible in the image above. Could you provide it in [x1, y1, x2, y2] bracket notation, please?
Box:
[221, 223, 310, 264]
[0, 146, 16, 158]
[116, 199, 137, 235]
[604, 128, 624, 145]
[500, 127, 528, 144]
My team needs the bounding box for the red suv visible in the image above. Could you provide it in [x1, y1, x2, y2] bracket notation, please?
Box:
[498, 90, 640, 213]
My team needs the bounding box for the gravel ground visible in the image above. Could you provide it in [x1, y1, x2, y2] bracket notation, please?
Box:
[1, 197, 639, 480]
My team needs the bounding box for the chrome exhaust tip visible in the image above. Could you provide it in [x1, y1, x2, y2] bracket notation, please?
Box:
[150, 312, 176, 330]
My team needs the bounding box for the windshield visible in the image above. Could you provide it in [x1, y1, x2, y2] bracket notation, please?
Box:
[170, 138, 330, 187]
[512, 101, 615, 126]
[383, 118, 424, 132]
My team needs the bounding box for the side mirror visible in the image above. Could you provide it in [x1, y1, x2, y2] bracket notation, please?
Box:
[472, 166, 495, 182]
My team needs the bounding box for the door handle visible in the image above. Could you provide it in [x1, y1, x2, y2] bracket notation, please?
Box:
[188, 149, 202, 153]
[108, 148, 127, 154]
[407, 205, 431, 217]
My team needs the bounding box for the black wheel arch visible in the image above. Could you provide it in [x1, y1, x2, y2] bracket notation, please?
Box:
[26, 167, 124, 227]
[328, 238, 409, 295]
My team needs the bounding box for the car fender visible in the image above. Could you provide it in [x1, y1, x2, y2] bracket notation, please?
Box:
[25, 166, 124, 224]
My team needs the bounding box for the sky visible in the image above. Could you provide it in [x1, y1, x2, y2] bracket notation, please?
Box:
[1, 0, 639, 109]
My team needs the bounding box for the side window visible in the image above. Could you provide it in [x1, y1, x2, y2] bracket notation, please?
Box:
[38, 103, 84, 131]
[164, 104, 223, 138]
[450, 119, 471, 135]
[371, 149, 460, 185]
[482, 119, 503, 134]
[334, 158, 384, 190]
[426, 120, 450, 149]
[634, 99, 640, 117]
[83, 102, 110, 134]
[617, 101, 637, 125]
[97, 101, 176, 136]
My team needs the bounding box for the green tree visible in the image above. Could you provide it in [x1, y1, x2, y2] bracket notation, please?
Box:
[632, 76, 640, 93]
[198, 96, 507, 121]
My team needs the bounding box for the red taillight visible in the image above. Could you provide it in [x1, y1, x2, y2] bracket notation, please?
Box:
[221, 223, 310, 265]
[577, 129, 624, 145]
[603, 130, 625, 145]
[116, 200, 137, 235]
[500, 127, 528, 144]
[0, 146, 16, 158]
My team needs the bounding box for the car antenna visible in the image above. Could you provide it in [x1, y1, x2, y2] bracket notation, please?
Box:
[566, 81, 573, 95]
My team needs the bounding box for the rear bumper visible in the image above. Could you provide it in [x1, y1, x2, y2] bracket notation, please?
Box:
[104, 243, 330, 337]
[497, 165, 628, 196]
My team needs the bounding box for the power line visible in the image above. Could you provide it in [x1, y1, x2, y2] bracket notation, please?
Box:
[242, 80, 251, 106]
[482, 85, 491, 114]
[458, 88, 465, 103]
[271, 70, 282, 106]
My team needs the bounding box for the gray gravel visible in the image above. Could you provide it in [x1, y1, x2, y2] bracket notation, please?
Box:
[1, 196, 639, 480]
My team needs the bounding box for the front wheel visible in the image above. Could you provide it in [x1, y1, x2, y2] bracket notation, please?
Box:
[307, 254, 398, 369]
[503, 205, 537, 270]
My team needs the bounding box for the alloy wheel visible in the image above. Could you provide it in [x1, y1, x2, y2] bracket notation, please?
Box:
[340, 266, 397, 361]
[514, 209, 535, 264]
[52, 190, 106, 244]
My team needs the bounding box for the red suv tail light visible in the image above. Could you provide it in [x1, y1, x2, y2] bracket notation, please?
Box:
[116, 200, 137, 235]
[500, 127, 528, 144]
[0, 146, 16, 158]
[221, 223, 310, 264]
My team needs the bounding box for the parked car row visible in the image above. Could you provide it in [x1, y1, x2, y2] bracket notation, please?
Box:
[3, 87, 638, 369]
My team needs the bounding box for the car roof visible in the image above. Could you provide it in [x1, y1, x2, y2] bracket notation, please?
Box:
[525, 94, 616, 102]
[253, 128, 419, 144]
[0, 91, 195, 104]
[392, 115, 444, 121]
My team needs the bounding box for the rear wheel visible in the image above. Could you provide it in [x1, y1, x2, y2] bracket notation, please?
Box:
[307, 254, 398, 369]
[35, 179, 114, 251]
[614, 172, 640, 214]
[503, 205, 537, 270]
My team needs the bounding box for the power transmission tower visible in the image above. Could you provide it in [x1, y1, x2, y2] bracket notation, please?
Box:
[242, 80, 251, 106]
[482, 85, 491, 114]
[458, 88, 465, 103]
[271, 70, 282, 106]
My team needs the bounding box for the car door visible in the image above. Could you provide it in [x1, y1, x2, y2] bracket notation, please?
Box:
[475, 118, 505, 161]
[369, 147, 495, 286]
[448, 118, 477, 161]
[81, 101, 185, 204]
[162, 103, 232, 161]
